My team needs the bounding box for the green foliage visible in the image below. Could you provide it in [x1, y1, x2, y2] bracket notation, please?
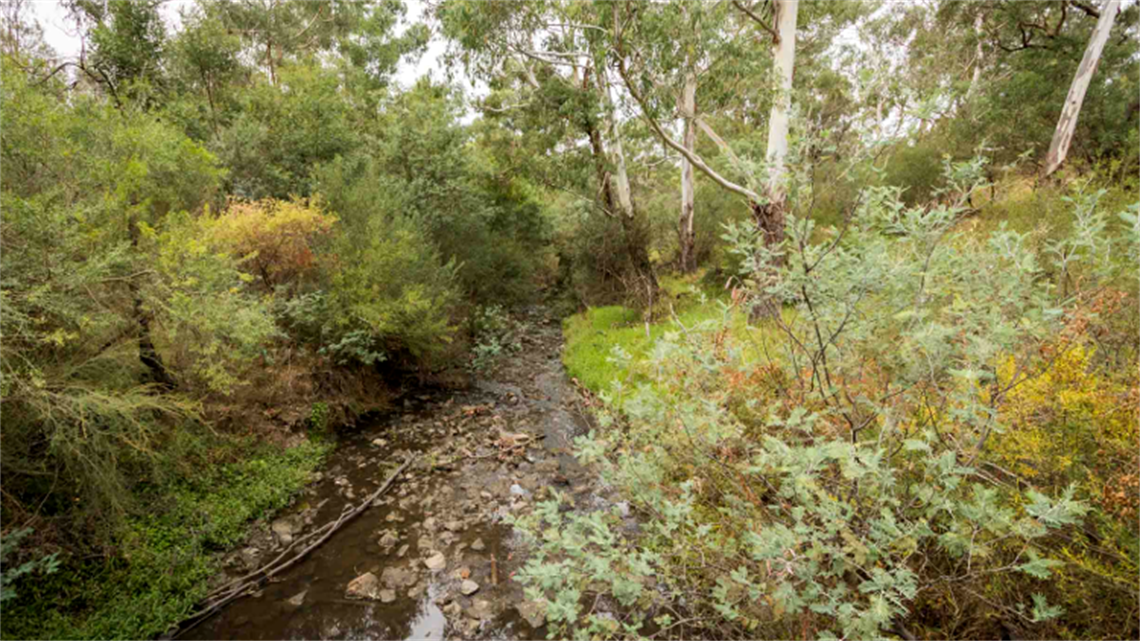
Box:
[551, 158, 1138, 638]
[468, 305, 525, 372]
[1, 439, 330, 640]
[0, 529, 60, 605]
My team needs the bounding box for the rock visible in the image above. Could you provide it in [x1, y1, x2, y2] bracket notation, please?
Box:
[468, 598, 494, 620]
[509, 484, 528, 497]
[371, 437, 388, 447]
[285, 590, 307, 608]
[424, 552, 447, 571]
[614, 501, 631, 518]
[459, 579, 480, 596]
[407, 582, 426, 599]
[470, 538, 486, 551]
[380, 589, 396, 603]
[444, 520, 463, 532]
[379, 531, 399, 548]
[443, 601, 463, 618]
[516, 600, 547, 628]
[346, 572, 382, 600]
[381, 565, 417, 589]
[271, 519, 295, 544]
[237, 546, 261, 570]
[479, 491, 493, 500]
[397, 544, 410, 558]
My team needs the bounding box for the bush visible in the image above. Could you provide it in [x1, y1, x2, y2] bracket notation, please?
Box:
[205, 197, 338, 293]
[537, 162, 1139, 639]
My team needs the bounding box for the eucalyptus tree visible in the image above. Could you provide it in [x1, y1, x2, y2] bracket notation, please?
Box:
[208, 0, 427, 87]
[1044, 0, 1123, 176]
[614, 0, 866, 278]
[437, 0, 659, 294]
[901, 0, 1139, 169]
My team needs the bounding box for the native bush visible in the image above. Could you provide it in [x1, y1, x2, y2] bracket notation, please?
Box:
[204, 197, 337, 293]
[525, 157, 1139, 639]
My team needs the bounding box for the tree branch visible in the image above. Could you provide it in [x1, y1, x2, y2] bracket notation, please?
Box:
[616, 55, 760, 203]
[731, 0, 780, 43]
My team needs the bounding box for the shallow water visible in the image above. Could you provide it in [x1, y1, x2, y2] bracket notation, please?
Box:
[181, 308, 596, 641]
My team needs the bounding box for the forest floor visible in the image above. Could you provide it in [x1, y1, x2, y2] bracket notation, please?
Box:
[177, 305, 629, 640]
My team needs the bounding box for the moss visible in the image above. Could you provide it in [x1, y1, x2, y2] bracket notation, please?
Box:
[1, 438, 332, 640]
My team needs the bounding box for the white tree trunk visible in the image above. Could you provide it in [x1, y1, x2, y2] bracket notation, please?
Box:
[765, 0, 799, 207]
[679, 72, 697, 272]
[1044, 0, 1120, 177]
[601, 66, 635, 216]
[965, 11, 985, 102]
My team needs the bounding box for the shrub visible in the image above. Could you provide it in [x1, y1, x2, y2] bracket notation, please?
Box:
[533, 160, 1138, 639]
[205, 197, 338, 293]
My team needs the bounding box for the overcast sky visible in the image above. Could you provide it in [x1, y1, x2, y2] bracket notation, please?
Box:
[26, 0, 451, 89]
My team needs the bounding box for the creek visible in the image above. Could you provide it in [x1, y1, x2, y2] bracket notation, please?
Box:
[180, 307, 614, 640]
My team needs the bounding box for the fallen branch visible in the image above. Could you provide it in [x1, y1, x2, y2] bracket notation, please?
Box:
[174, 456, 417, 638]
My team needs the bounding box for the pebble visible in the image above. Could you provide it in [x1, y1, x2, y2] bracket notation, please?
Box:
[470, 538, 486, 551]
[380, 589, 396, 603]
[345, 572, 381, 600]
[424, 552, 447, 571]
[459, 579, 480, 596]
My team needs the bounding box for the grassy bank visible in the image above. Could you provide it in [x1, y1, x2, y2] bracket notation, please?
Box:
[1, 436, 331, 640]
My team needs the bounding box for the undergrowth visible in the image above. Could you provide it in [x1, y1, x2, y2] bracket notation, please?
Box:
[0, 437, 331, 640]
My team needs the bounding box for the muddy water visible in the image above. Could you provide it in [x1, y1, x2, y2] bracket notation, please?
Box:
[183, 308, 604, 640]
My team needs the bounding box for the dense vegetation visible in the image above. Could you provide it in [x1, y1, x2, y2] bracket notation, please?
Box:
[0, 0, 1137, 639]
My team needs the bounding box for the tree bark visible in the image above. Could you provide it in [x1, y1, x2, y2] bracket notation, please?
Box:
[751, 0, 799, 320]
[764, 0, 798, 211]
[679, 71, 697, 273]
[128, 213, 176, 389]
[599, 66, 658, 294]
[756, 0, 799, 247]
[965, 10, 985, 103]
[1043, 0, 1119, 177]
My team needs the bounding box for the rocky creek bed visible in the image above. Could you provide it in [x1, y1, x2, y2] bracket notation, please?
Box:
[180, 307, 629, 640]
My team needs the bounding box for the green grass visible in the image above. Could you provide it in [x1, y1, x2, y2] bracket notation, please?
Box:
[562, 272, 737, 396]
[1, 437, 332, 640]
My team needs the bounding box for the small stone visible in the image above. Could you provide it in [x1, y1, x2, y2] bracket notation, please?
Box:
[443, 601, 463, 617]
[346, 572, 381, 600]
[459, 579, 480, 596]
[516, 600, 547, 628]
[397, 544, 410, 558]
[371, 437, 388, 447]
[379, 531, 399, 548]
[470, 538, 486, 551]
[381, 565, 417, 589]
[285, 590, 307, 608]
[271, 519, 295, 544]
[424, 552, 447, 571]
[380, 589, 396, 603]
[468, 598, 494, 620]
[444, 520, 463, 532]
[509, 484, 527, 497]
